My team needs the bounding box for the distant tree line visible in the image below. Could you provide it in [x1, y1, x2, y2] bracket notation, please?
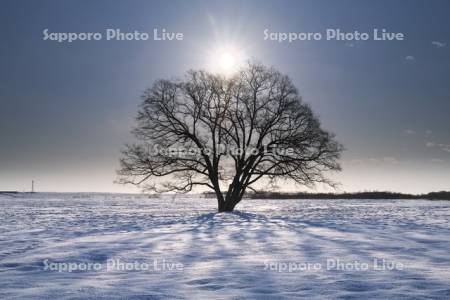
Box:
[203, 191, 450, 200]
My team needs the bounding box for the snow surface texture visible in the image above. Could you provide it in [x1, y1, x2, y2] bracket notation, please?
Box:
[1, 193, 450, 299]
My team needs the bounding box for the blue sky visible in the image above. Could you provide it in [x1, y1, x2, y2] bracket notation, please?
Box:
[1, 0, 449, 193]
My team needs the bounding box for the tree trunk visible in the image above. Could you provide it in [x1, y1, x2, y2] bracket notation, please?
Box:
[217, 197, 238, 212]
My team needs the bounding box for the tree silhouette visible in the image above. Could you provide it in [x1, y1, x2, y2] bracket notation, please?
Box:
[118, 62, 343, 211]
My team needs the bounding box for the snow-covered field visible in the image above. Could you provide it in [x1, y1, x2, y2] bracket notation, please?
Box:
[1, 193, 450, 299]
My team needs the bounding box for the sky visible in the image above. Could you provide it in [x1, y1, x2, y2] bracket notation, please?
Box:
[1, 0, 449, 193]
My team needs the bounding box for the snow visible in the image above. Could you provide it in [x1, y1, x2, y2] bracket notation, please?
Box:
[1, 193, 450, 299]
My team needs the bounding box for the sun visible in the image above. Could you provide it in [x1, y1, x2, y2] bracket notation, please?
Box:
[219, 52, 236, 73]
[206, 44, 246, 76]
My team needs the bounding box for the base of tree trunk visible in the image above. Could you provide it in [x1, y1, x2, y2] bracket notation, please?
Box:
[218, 207, 235, 212]
[218, 201, 237, 212]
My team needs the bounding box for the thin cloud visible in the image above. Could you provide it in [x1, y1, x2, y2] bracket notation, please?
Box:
[405, 55, 415, 61]
[432, 41, 446, 48]
[382, 157, 399, 164]
[404, 129, 416, 135]
[425, 141, 450, 153]
[350, 157, 399, 165]
[431, 158, 444, 163]
[441, 144, 450, 153]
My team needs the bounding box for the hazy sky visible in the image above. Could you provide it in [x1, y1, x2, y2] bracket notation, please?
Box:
[1, 0, 450, 193]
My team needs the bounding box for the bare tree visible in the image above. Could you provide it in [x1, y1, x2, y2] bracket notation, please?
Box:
[118, 62, 343, 212]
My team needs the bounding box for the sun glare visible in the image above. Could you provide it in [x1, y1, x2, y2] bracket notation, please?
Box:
[219, 52, 236, 72]
[207, 44, 246, 76]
